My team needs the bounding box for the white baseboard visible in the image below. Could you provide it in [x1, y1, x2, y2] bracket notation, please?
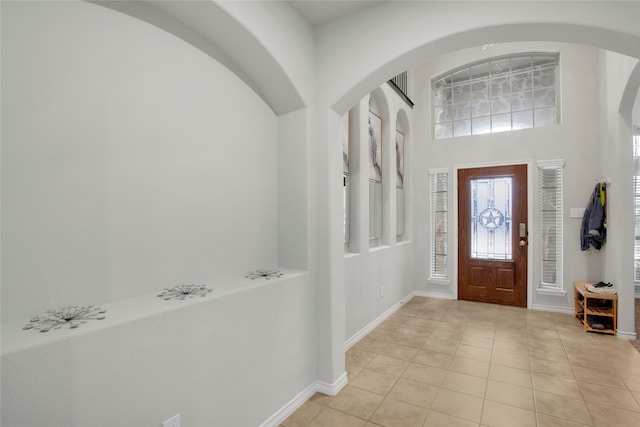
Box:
[413, 290, 455, 300]
[259, 372, 348, 427]
[616, 330, 638, 341]
[531, 304, 574, 315]
[315, 371, 348, 396]
[344, 293, 413, 350]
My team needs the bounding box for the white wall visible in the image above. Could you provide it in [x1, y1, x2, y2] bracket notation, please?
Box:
[2, 273, 315, 427]
[412, 42, 605, 311]
[344, 85, 416, 341]
[1, 2, 317, 426]
[599, 50, 639, 336]
[1, 0, 278, 322]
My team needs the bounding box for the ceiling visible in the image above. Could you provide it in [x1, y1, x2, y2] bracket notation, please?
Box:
[288, 0, 383, 27]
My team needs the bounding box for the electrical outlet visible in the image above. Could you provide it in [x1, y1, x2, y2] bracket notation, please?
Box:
[162, 413, 181, 427]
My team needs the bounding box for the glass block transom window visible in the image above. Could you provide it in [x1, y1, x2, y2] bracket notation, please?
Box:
[433, 53, 559, 139]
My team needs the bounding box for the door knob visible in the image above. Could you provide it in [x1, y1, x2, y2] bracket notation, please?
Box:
[519, 240, 527, 247]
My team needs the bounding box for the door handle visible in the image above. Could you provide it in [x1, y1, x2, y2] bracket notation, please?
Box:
[519, 223, 527, 238]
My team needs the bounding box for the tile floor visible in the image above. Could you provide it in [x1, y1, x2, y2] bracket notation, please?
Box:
[282, 297, 640, 427]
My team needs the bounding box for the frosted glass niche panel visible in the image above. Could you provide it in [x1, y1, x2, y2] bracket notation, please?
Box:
[396, 130, 404, 188]
[369, 112, 382, 181]
[470, 177, 512, 260]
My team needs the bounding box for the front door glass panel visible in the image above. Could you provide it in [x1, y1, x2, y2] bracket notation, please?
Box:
[471, 177, 512, 259]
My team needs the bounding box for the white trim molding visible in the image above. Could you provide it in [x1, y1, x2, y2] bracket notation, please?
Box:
[616, 330, 638, 341]
[414, 290, 456, 300]
[531, 304, 574, 315]
[259, 372, 348, 427]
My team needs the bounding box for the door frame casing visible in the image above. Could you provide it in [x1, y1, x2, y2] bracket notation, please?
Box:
[452, 160, 534, 309]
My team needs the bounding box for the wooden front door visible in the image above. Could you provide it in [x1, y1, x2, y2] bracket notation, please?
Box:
[458, 165, 528, 307]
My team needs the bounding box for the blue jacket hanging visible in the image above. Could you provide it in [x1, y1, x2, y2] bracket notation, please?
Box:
[581, 183, 606, 250]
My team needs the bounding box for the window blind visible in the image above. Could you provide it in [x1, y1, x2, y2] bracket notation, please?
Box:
[430, 170, 448, 278]
[537, 161, 563, 290]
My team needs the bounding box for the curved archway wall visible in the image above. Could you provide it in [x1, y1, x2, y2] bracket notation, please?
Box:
[319, 1, 640, 386]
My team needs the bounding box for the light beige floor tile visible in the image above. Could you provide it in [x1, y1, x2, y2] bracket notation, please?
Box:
[464, 325, 496, 339]
[388, 378, 438, 409]
[454, 344, 492, 362]
[378, 319, 405, 332]
[350, 369, 399, 396]
[491, 349, 530, 370]
[534, 390, 592, 425]
[488, 364, 532, 388]
[579, 381, 640, 412]
[366, 354, 410, 377]
[377, 342, 420, 361]
[370, 397, 429, 427]
[530, 357, 575, 380]
[392, 333, 429, 349]
[329, 385, 384, 420]
[397, 324, 432, 337]
[494, 328, 528, 344]
[572, 364, 627, 389]
[422, 410, 479, 427]
[529, 345, 569, 363]
[431, 389, 483, 423]
[460, 334, 494, 350]
[633, 391, 640, 406]
[308, 407, 367, 427]
[282, 400, 324, 427]
[493, 338, 529, 355]
[309, 391, 333, 407]
[532, 372, 582, 399]
[621, 374, 640, 392]
[485, 379, 534, 410]
[480, 399, 536, 427]
[347, 348, 377, 367]
[412, 349, 452, 369]
[448, 356, 490, 378]
[536, 413, 592, 427]
[402, 362, 447, 387]
[586, 401, 640, 427]
[347, 364, 364, 380]
[423, 337, 459, 354]
[440, 371, 487, 398]
[407, 318, 439, 329]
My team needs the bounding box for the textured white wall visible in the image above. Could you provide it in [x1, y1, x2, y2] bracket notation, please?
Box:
[1, 0, 278, 322]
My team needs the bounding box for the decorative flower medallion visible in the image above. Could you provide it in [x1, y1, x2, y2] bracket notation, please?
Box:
[157, 284, 213, 301]
[245, 268, 283, 280]
[478, 207, 505, 230]
[23, 305, 106, 333]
